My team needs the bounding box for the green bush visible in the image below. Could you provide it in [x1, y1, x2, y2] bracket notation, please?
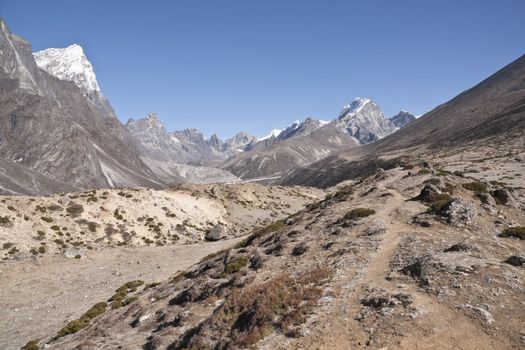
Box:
[223, 256, 249, 276]
[344, 208, 376, 220]
[56, 302, 107, 338]
[499, 227, 525, 240]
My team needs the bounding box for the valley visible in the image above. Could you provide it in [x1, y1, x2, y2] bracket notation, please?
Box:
[0, 9, 524, 350]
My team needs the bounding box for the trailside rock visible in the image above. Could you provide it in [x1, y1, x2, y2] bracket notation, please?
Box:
[437, 198, 477, 226]
[205, 224, 228, 241]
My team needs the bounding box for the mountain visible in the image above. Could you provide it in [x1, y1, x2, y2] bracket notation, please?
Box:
[219, 123, 358, 180]
[220, 98, 412, 180]
[0, 18, 163, 192]
[280, 53, 525, 188]
[390, 110, 416, 128]
[126, 114, 258, 166]
[332, 97, 397, 144]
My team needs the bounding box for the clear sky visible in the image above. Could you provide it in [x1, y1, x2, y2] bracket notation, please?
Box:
[2, 0, 525, 139]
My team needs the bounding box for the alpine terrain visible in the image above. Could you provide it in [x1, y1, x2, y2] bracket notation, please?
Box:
[0, 12, 524, 350]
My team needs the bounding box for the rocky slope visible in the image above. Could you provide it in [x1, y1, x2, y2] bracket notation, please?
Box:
[0, 183, 324, 349]
[0, 18, 163, 193]
[280, 54, 525, 188]
[32, 143, 525, 350]
[220, 123, 359, 180]
[0, 183, 322, 260]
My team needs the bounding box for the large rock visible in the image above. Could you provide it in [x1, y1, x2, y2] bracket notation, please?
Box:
[438, 198, 477, 226]
[476, 192, 496, 206]
[416, 184, 442, 202]
[492, 189, 517, 207]
[205, 224, 228, 241]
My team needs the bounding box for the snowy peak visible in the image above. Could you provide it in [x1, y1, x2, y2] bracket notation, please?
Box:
[33, 44, 100, 95]
[334, 97, 397, 144]
[338, 97, 371, 118]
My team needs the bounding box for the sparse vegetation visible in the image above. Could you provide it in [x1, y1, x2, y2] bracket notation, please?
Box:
[499, 227, 525, 240]
[56, 302, 107, 338]
[223, 256, 249, 276]
[462, 181, 488, 193]
[0, 216, 11, 225]
[344, 208, 376, 221]
[22, 339, 39, 350]
[179, 268, 332, 348]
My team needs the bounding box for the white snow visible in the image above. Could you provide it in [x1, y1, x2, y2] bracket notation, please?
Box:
[259, 129, 283, 141]
[33, 44, 101, 95]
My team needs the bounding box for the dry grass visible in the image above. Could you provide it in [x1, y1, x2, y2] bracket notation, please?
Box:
[175, 267, 333, 349]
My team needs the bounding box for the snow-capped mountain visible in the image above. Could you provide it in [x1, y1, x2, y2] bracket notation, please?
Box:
[34, 44, 100, 95]
[333, 97, 397, 144]
[33, 44, 117, 117]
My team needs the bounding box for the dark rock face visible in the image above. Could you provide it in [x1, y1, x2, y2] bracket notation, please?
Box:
[390, 111, 416, 128]
[0, 18, 162, 193]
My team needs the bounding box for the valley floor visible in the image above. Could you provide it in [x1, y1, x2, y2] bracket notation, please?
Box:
[0, 238, 242, 350]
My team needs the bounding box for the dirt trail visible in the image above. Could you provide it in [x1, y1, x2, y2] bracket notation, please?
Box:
[0, 238, 242, 350]
[285, 171, 506, 350]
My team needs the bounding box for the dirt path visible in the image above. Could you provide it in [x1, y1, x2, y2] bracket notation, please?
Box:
[0, 238, 242, 350]
[284, 172, 503, 349]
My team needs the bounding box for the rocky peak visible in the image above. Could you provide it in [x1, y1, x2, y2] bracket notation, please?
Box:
[33, 44, 100, 96]
[390, 110, 416, 128]
[334, 97, 396, 144]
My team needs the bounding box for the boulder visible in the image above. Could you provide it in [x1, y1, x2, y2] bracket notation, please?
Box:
[504, 255, 524, 267]
[205, 224, 228, 241]
[438, 198, 477, 226]
[492, 189, 517, 207]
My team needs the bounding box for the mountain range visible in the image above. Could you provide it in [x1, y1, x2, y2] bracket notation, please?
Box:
[0, 17, 417, 195]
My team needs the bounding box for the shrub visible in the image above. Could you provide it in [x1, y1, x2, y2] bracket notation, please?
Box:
[428, 194, 453, 213]
[7, 205, 15, 211]
[123, 296, 139, 306]
[418, 169, 431, 175]
[179, 268, 332, 348]
[2, 242, 14, 249]
[0, 216, 11, 225]
[344, 208, 376, 221]
[223, 256, 249, 276]
[87, 222, 98, 232]
[41, 216, 53, 223]
[66, 203, 84, 217]
[57, 302, 107, 338]
[22, 339, 39, 350]
[462, 181, 488, 193]
[499, 227, 525, 240]
[50, 225, 60, 231]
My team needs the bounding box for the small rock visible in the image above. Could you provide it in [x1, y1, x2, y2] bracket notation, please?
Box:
[504, 256, 524, 267]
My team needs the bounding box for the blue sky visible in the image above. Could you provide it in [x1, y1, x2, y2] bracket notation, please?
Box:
[2, 0, 525, 139]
